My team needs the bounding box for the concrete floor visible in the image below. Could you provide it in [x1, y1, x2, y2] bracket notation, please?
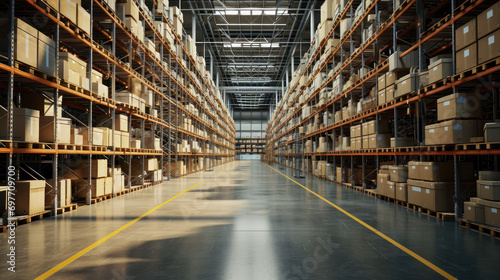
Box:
[1, 160, 500, 279]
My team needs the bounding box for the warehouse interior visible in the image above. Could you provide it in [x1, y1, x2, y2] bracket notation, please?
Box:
[1, 0, 500, 278]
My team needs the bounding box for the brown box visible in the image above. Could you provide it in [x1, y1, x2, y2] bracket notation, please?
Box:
[428, 58, 453, 84]
[379, 165, 391, 175]
[120, 131, 130, 148]
[46, 179, 71, 208]
[474, 198, 500, 227]
[74, 178, 105, 198]
[378, 74, 386, 89]
[424, 123, 440, 145]
[60, 0, 78, 23]
[79, 127, 104, 146]
[370, 133, 390, 148]
[368, 119, 389, 134]
[70, 127, 83, 145]
[15, 180, 46, 215]
[407, 179, 423, 207]
[377, 173, 390, 197]
[409, 180, 455, 212]
[117, 0, 139, 21]
[0, 107, 40, 143]
[37, 31, 56, 76]
[59, 52, 86, 85]
[386, 85, 395, 103]
[477, 180, 500, 201]
[362, 136, 369, 149]
[14, 18, 38, 68]
[389, 166, 408, 183]
[477, 0, 500, 39]
[464, 201, 485, 223]
[390, 137, 414, 147]
[377, 89, 386, 106]
[77, 4, 91, 35]
[387, 181, 396, 199]
[145, 158, 158, 171]
[478, 29, 500, 64]
[395, 183, 407, 202]
[104, 177, 112, 195]
[456, 18, 476, 51]
[355, 137, 362, 150]
[39, 116, 71, 144]
[479, 170, 500, 181]
[439, 119, 478, 144]
[385, 71, 402, 87]
[483, 122, 500, 142]
[456, 43, 477, 73]
[396, 73, 418, 96]
[437, 93, 482, 121]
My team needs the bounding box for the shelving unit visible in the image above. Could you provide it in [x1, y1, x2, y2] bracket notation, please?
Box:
[236, 138, 266, 155]
[0, 0, 235, 216]
[264, 0, 500, 223]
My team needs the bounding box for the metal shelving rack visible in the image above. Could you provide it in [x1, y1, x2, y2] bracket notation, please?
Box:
[235, 138, 266, 155]
[0, 0, 236, 216]
[264, 0, 500, 220]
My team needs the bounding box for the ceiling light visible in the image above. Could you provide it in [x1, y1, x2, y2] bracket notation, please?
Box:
[223, 43, 279, 48]
[217, 23, 287, 26]
[215, 9, 288, 16]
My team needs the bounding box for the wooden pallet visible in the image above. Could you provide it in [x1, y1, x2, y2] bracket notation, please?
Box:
[458, 218, 500, 238]
[10, 211, 52, 226]
[46, 203, 78, 214]
[12, 142, 47, 149]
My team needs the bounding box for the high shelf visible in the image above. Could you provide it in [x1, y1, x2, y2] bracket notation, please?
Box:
[264, 0, 500, 228]
[0, 0, 235, 216]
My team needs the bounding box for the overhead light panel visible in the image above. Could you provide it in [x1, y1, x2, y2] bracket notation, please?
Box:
[223, 43, 280, 48]
[215, 9, 288, 16]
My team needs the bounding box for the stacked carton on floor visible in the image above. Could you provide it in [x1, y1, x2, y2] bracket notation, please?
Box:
[464, 171, 500, 227]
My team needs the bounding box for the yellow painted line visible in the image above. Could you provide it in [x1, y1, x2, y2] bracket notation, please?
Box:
[264, 163, 457, 280]
[35, 180, 205, 280]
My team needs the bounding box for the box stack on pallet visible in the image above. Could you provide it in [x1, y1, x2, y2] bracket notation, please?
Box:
[464, 171, 500, 228]
[0, 0, 235, 221]
[263, 0, 500, 232]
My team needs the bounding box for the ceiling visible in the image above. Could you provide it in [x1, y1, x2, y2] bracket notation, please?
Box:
[181, 0, 320, 110]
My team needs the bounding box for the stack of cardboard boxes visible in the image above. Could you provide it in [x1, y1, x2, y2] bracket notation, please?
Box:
[407, 161, 474, 212]
[464, 171, 500, 227]
[377, 165, 408, 200]
[350, 119, 390, 150]
[425, 92, 482, 145]
[458, 1, 500, 73]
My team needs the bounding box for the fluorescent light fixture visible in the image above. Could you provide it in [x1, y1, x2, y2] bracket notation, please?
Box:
[223, 43, 279, 48]
[218, 23, 287, 26]
[215, 9, 288, 16]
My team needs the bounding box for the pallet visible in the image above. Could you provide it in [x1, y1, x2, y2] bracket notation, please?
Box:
[12, 142, 47, 149]
[10, 210, 52, 226]
[46, 203, 78, 214]
[458, 218, 500, 238]
[453, 57, 500, 81]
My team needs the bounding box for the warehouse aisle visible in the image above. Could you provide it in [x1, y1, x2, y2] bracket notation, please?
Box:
[1, 161, 500, 279]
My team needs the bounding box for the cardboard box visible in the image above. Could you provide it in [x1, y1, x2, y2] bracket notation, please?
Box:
[387, 181, 396, 199]
[408, 161, 474, 182]
[59, 52, 86, 85]
[439, 119, 478, 144]
[131, 139, 141, 148]
[410, 180, 455, 212]
[96, 127, 109, 146]
[395, 183, 407, 202]
[70, 127, 83, 145]
[478, 29, 500, 64]
[479, 170, 500, 181]
[377, 173, 390, 196]
[15, 180, 45, 215]
[46, 179, 71, 208]
[74, 178, 105, 198]
[370, 133, 390, 148]
[170, 6, 184, 22]
[378, 89, 386, 106]
[103, 177, 112, 195]
[407, 179, 423, 207]
[125, 16, 138, 36]
[321, 0, 336, 21]
[389, 166, 408, 183]
[70, 159, 108, 179]
[39, 116, 71, 144]
[385, 84, 395, 103]
[477, 180, 500, 201]
[378, 74, 386, 90]
[79, 127, 104, 146]
[77, 4, 91, 34]
[37, 31, 56, 75]
[424, 123, 440, 145]
[14, 18, 38, 68]
[145, 158, 158, 171]
[395, 73, 418, 96]
[0, 107, 40, 143]
[92, 82, 108, 98]
[477, 0, 500, 39]
[117, 0, 139, 21]
[464, 201, 485, 223]
[113, 130, 121, 148]
[484, 122, 500, 142]
[390, 137, 414, 147]
[456, 43, 477, 73]
[60, 0, 78, 23]
[456, 18, 476, 51]
[367, 119, 389, 134]
[21, 91, 62, 117]
[121, 131, 130, 148]
[428, 58, 453, 84]
[437, 93, 482, 121]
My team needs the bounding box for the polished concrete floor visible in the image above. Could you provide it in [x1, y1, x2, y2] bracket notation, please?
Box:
[1, 160, 500, 279]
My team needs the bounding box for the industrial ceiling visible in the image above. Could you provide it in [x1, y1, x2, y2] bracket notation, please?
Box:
[182, 0, 320, 110]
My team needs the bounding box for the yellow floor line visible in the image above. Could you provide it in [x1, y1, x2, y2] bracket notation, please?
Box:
[36, 180, 206, 279]
[264, 163, 457, 280]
